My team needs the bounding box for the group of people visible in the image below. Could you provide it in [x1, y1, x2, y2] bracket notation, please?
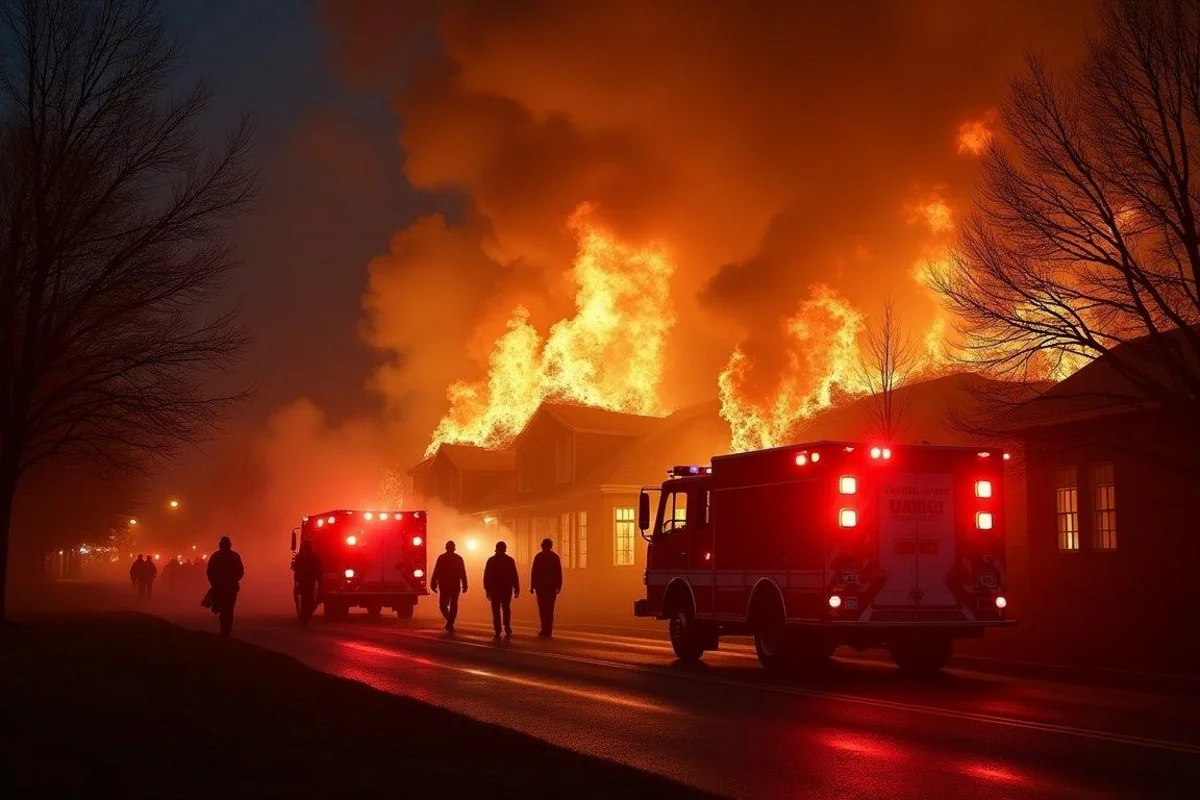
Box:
[430, 537, 563, 640]
[128, 539, 246, 638]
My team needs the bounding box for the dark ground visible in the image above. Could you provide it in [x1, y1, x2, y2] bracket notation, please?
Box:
[0, 611, 719, 799]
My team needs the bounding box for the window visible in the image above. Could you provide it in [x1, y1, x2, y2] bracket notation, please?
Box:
[577, 511, 588, 569]
[1055, 466, 1079, 551]
[662, 491, 687, 534]
[516, 518, 531, 564]
[518, 449, 535, 493]
[1092, 462, 1117, 550]
[555, 435, 573, 484]
[614, 507, 636, 566]
[560, 512, 574, 568]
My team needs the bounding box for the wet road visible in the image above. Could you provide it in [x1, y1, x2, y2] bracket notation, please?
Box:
[177, 608, 1200, 799]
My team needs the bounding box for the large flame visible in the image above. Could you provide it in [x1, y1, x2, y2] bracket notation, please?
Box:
[425, 205, 676, 456]
[719, 285, 869, 452]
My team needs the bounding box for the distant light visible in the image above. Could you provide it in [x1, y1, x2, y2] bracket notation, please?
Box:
[466, 539, 479, 552]
[191, 545, 197, 551]
[483, 516, 496, 525]
[168, 500, 180, 509]
[839, 476, 857, 495]
[58, 550, 64, 556]
[364, 512, 374, 521]
[839, 508, 858, 528]
[1003, 452, 1011, 461]
[327, 516, 336, 525]
[811, 452, 820, 463]
[976, 512, 994, 530]
[413, 568, 425, 578]
[828, 595, 843, 609]
[201, 554, 207, 560]
[995, 596, 1007, 610]
[396, 511, 406, 520]
[978, 451, 991, 458]
[345, 535, 358, 547]
[153, 554, 161, 560]
[975, 480, 993, 499]
[344, 568, 355, 579]
[79, 546, 91, 555]
[379, 513, 389, 521]
[704, 552, 712, 561]
[869, 447, 882, 459]
[844, 446, 855, 452]
[128, 519, 138, 526]
[412, 536, 423, 547]
[795, 453, 808, 467]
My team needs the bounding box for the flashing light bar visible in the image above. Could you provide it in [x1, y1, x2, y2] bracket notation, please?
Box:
[668, 465, 711, 477]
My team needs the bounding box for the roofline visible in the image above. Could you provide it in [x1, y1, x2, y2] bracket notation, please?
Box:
[1005, 402, 1143, 434]
[711, 440, 1000, 462]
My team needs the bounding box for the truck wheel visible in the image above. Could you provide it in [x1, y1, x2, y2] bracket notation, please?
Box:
[890, 638, 952, 674]
[367, 604, 382, 618]
[668, 603, 704, 662]
[395, 603, 414, 620]
[754, 615, 793, 671]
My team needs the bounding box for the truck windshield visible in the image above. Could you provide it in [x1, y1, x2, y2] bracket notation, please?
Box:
[658, 489, 688, 536]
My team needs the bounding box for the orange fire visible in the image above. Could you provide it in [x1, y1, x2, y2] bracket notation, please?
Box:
[719, 285, 870, 452]
[956, 110, 998, 157]
[425, 205, 675, 455]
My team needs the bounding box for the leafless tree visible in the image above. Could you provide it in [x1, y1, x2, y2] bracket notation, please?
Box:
[0, 0, 255, 620]
[932, 0, 1200, 466]
[856, 300, 918, 442]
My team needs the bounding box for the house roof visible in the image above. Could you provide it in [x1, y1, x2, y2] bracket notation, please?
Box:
[409, 443, 516, 475]
[1006, 329, 1200, 432]
[519, 402, 663, 440]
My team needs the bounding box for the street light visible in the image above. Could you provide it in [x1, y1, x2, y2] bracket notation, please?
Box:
[128, 518, 138, 526]
[168, 499, 180, 510]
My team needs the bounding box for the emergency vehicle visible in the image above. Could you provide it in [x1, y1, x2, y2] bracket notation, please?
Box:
[289, 509, 428, 620]
[633, 442, 1014, 672]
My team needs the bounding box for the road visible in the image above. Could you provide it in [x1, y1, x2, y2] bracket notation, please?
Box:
[174, 605, 1200, 799]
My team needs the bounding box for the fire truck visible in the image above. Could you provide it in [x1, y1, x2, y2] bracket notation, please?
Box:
[633, 443, 1014, 672]
[289, 509, 429, 620]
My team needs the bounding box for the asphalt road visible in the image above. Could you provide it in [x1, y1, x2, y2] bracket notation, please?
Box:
[170, 604, 1200, 799]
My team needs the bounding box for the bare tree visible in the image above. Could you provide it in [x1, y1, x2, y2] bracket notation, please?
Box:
[0, 0, 255, 620]
[856, 299, 918, 442]
[933, 0, 1200, 466]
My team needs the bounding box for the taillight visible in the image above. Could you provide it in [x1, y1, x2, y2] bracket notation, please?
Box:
[344, 568, 355, 579]
[411, 536, 423, 547]
[413, 568, 425, 579]
[828, 595, 842, 609]
[976, 512, 994, 530]
[839, 508, 858, 527]
[975, 480, 993, 499]
[839, 475, 857, 495]
[995, 596, 1007, 609]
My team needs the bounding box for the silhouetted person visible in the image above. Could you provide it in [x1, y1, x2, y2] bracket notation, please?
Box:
[137, 557, 158, 600]
[431, 541, 468, 632]
[483, 541, 519, 640]
[206, 536, 245, 637]
[530, 538, 563, 638]
[291, 540, 322, 629]
[130, 556, 144, 592]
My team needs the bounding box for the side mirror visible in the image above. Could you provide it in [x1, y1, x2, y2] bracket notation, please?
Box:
[290, 529, 297, 552]
[638, 491, 651, 532]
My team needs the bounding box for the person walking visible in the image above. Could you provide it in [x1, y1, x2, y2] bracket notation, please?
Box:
[138, 556, 158, 600]
[291, 540, 322, 629]
[129, 555, 144, 593]
[530, 538, 563, 638]
[206, 536, 245, 637]
[430, 541, 468, 632]
[483, 541, 519, 640]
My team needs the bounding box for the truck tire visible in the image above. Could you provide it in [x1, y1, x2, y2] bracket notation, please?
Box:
[395, 603, 414, 620]
[667, 601, 704, 662]
[890, 638, 952, 674]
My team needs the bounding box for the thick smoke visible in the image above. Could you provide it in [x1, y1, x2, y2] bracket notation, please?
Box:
[322, 0, 1093, 446]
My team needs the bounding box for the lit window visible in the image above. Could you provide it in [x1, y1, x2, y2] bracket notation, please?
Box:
[1091, 462, 1117, 550]
[614, 507, 636, 566]
[561, 512, 574, 569]
[577, 511, 588, 569]
[1055, 466, 1079, 551]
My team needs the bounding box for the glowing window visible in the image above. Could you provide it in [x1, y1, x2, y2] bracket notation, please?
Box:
[614, 507, 636, 566]
[1055, 466, 1079, 551]
[1091, 462, 1117, 550]
[577, 511, 588, 569]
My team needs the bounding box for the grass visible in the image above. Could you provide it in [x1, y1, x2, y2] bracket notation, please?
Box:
[0, 612, 719, 799]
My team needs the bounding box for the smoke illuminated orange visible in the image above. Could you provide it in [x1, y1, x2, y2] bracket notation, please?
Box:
[425, 205, 675, 455]
[957, 111, 998, 156]
[719, 285, 870, 452]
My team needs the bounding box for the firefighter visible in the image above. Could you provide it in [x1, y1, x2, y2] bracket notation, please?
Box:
[206, 536, 245, 637]
[129, 555, 144, 593]
[530, 538, 563, 638]
[291, 540, 322, 629]
[483, 541, 519, 640]
[430, 541, 468, 632]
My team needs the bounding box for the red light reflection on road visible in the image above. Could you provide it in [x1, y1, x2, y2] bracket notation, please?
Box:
[962, 762, 1027, 784]
[820, 730, 902, 760]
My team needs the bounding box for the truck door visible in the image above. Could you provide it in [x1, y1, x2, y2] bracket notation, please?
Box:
[654, 488, 690, 575]
[877, 472, 956, 607]
[380, 523, 408, 584]
[686, 486, 714, 615]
